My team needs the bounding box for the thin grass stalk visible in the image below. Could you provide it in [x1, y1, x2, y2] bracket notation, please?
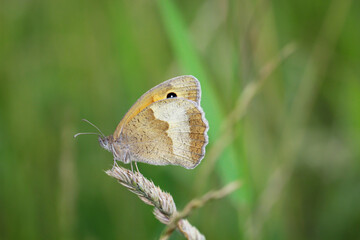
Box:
[194, 43, 297, 192]
[106, 165, 240, 239]
[245, 0, 352, 238]
[106, 165, 204, 239]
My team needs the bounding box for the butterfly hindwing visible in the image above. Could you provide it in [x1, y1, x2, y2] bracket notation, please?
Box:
[120, 98, 208, 169]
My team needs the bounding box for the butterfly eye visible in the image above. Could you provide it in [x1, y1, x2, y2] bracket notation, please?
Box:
[166, 92, 177, 98]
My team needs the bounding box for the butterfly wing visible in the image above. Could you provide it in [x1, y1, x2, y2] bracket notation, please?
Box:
[113, 75, 201, 140]
[119, 98, 209, 169]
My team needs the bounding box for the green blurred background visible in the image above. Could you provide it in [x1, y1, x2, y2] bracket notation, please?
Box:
[1, 0, 359, 239]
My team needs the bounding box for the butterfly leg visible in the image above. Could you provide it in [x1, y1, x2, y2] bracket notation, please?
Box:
[112, 158, 119, 169]
[135, 161, 140, 173]
[130, 161, 134, 172]
[123, 151, 134, 172]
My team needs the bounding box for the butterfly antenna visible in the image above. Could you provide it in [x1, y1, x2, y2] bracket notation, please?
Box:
[74, 132, 101, 138]
[81, 119, 105, 137]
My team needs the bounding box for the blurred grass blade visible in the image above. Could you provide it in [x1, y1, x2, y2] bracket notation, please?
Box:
[157, 0, 247, 204]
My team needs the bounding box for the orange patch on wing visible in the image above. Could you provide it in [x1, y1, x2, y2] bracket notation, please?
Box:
[186, 109, 207, 164]
[113, 85, 172, 139]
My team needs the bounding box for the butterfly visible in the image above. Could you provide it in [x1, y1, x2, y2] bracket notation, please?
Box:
[76, 75, 209, 169]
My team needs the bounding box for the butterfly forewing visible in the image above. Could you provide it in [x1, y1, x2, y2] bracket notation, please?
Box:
[113, 75, 201, 140]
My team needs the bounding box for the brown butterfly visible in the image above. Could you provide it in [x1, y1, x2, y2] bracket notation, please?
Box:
[76, 76, 209, 169]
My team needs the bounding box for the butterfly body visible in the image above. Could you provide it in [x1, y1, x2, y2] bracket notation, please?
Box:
[99, 75, 209, 169]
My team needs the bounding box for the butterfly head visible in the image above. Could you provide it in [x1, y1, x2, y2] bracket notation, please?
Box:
[99, 135, 113, 152]
[99, 135, 127, 163]
[75, 119, 113, 152]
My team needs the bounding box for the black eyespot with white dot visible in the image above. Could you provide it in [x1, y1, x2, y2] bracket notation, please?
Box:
[166, 92, 177, 98]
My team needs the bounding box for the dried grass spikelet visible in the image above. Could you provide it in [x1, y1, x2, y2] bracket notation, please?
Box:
[106, 164, 205, 239]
